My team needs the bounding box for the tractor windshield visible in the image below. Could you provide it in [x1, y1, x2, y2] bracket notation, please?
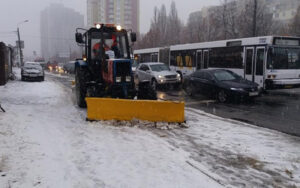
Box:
[91, 32, 130, 59]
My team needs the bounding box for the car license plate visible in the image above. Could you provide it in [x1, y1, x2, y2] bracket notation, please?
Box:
[284, 85, 293, 89]
[29, 74, 37, 77]
[249, 92, 259, 96]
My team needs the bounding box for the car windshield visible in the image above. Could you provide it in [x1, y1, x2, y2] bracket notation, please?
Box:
[213, 70, 239, 81]
[150, 64, 170, 72]
[24, 64, 42, 70]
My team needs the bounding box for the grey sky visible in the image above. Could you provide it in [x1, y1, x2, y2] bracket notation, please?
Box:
[0, 0, 220, 57]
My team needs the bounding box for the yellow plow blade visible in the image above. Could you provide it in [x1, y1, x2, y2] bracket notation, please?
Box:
[86, 98, 185, 123]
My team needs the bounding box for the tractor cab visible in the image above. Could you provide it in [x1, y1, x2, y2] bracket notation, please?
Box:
[75, 24, 140, 102]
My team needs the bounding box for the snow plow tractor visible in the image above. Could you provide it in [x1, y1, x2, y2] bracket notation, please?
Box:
[75, 24, 184, 123]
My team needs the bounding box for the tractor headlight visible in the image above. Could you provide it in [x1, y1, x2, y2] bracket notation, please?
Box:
[126, 76, 131, 82]
[96, 24, 101, 29]
[116, 25, 122, 31]
[116, 77, 121, 83]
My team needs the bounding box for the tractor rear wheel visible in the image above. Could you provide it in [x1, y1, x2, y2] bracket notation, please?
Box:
[137, 81, 157, 100]
[75, 67, 87, 108]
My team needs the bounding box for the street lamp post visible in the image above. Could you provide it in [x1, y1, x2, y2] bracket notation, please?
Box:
[17, 20, 29, 66]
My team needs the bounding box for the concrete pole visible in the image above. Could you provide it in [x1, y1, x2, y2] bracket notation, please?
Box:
[17, 27, 23, 66]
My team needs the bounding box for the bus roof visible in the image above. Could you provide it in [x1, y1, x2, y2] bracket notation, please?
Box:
[134, 47, 161, 54]
[170, 36, 300, 51]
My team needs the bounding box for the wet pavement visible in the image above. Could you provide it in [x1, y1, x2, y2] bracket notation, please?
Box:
[48, 71, 300, 137]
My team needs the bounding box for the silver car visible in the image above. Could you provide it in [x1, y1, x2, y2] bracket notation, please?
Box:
[135, 62, 181, 89]
[21, 62, 45, 81]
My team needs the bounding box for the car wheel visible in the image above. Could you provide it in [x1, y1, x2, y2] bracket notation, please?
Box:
[185, 85, 194, 96]
[151, 78, 157, 90]
[173, 83, 182, 90]
[217, 90, 227, 103]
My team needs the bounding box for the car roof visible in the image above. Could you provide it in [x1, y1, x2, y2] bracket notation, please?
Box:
[24, 62, 41, 66]
[140, 62, 165, 66]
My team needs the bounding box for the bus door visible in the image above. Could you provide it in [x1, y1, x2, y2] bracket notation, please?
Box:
[245, 47, 254, 82]
[196, 50, 202, 70]
[254, 47, 265, 88]
[203, 50, 209, 69]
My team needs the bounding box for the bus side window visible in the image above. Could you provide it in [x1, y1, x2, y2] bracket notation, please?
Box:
[176, 55, 183, 67]
[185, 55, 192, 67]
[170, 52, 176, 66]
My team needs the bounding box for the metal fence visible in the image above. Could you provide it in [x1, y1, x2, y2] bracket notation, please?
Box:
[0, 42, 13, 86]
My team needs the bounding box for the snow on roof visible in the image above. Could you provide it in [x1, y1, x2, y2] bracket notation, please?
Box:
[170, 36, 276, 51]
[134, 47, 161, 54]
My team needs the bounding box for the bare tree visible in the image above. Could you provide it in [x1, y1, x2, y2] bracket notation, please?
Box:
[166, 1, 183, 45]
[290, 6, 300, 36]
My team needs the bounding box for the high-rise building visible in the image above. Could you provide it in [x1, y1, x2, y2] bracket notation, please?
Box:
[40, 4, 84, 61]
[87, 0, 140, 32]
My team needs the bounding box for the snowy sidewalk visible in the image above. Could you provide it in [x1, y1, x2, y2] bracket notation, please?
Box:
[0, 72, 221, 187]
[1, 70, 300, 187]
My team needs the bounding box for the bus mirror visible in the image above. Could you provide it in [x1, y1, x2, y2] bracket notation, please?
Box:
[76, 33, 84, 44]
[130, 32, 137, 43]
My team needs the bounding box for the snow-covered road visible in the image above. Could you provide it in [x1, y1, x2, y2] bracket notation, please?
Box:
[1, 70, 300, 188]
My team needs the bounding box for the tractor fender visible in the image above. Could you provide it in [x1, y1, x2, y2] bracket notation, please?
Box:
[75, 60, 88, 68]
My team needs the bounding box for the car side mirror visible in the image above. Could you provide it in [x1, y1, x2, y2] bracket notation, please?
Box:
[146, 70, 151, 74]
[130, 32, 137, 43]
[75, 33, 84, 44]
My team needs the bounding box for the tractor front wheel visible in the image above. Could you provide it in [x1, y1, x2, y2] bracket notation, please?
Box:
[75, 67, 87, 108]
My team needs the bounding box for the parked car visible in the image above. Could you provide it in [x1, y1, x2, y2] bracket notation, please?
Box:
[135, 62, 181, 89]
[183, 69, 259, 102]
[63, 61, 76, 74]
[21, 62, 44, 81]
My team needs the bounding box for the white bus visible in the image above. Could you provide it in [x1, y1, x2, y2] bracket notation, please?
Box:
[135, 36, 300, 90]
[134, 48, 160, 63]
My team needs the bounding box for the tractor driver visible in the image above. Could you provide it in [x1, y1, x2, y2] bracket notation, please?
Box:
[92, 35, 120, 59]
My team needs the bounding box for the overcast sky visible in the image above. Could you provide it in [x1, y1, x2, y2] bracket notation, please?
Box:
[0, 0, 220, 57]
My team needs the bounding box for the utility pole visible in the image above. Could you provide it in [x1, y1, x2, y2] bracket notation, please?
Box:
[252, 0, 257, 37]
[16, 20, 29, 67]
[17, 27, 23, 66]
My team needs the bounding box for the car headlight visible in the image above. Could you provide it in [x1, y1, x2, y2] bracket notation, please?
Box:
[230, 88, 245, 91]
[158, 75, 164, 79]
[177, 74, 181, 80]
[116, 77, 121, 83]
[126, 76, 131, 82]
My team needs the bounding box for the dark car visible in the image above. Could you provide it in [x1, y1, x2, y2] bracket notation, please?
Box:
[183, 69, 259, 102]
[63, 61, 76, 74]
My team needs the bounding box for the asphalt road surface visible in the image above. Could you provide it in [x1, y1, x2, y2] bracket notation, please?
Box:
[47, 72, 300, 137]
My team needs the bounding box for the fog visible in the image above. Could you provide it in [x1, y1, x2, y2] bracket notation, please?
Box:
[0, 0, 219, 57]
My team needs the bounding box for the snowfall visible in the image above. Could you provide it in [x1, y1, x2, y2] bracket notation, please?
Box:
[0, 69, 300, 188]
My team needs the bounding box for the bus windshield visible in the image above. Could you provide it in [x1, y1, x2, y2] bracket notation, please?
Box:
[267, 47, 300, 69]
[91, 32, 129, 59]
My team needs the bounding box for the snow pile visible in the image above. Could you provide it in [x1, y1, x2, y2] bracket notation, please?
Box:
[92, 119, 189, 130]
